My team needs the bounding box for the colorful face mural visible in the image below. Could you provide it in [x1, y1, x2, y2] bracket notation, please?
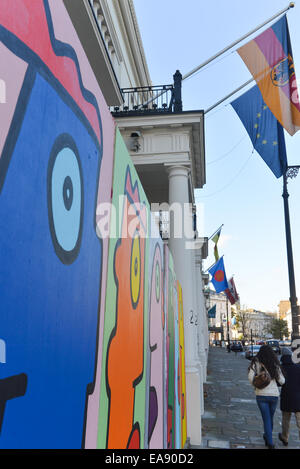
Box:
[165, 250, 176, 449]
[164, 249, 187, 450]
[0, 2, 187, 450]
[148, 240, 165, 449]
[178, 282, 187, 448]
[106, 169, 147, 449]
[0, 0, 108, 449]
[97, 132, 149, 449]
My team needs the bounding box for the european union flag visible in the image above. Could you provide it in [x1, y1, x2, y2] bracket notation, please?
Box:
[231, 85, 287, 178]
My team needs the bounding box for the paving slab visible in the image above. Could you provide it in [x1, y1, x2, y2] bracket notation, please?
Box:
[202, 411, 216, 419]
[207, 439, 230, 449]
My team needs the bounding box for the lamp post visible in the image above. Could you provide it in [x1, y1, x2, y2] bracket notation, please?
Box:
[282, 166, 300, 341]
[226, 296, 231, 352]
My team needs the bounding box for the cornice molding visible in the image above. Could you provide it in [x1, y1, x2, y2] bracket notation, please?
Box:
[98, 0, 123, 63]
[63, 0, 123, 105]
[116, 0, 152, 87]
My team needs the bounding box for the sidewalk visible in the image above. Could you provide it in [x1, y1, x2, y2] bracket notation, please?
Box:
[193, 346, 300, 449]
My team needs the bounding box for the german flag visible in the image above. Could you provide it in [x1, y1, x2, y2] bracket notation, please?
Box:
[238, 15, 300, 136]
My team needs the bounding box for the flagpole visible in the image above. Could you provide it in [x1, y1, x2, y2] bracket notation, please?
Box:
[139, 3, 295, 110]
[204, 255, 224, 273]
[204, 78, 255, 115]
[208, 224, 224, 240]
[282, 166, 300, 341]
[182, 2, 295, 82]
[226, 296, 231, 353]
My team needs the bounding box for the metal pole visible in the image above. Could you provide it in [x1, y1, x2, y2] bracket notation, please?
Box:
[226, 297, 231, 352]
[182, 2, 295, 82]
[140, 4, 295, 112]
[208, 224, 224, 241]
[204, 78, 254, 115]
[282, 167, 300, 340]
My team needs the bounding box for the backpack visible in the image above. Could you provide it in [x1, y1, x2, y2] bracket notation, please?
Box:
[252, 362, 271, 389]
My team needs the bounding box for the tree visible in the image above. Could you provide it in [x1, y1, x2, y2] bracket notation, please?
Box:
[235, 310, 251, 339]
[266, 318, 289, 340]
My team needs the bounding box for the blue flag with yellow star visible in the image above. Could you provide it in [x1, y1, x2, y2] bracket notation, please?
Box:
[231, 85, 287, 178]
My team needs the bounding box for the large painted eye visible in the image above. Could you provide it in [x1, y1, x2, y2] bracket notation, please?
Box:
[130, 232, 141, 308]
[48, 135, 83, 264]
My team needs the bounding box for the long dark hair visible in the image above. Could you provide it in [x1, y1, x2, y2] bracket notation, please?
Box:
[252, 345, 280, 379]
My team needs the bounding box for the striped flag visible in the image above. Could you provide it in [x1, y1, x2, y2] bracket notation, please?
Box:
[238, 15, 300, 136]
[211, 226, 222, 262]
[225, 277, 239, 305]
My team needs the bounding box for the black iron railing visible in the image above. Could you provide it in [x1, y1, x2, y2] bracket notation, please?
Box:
[111, 70, 183, 117]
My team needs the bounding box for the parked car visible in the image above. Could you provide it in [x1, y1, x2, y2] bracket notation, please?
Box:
[245, 345, 261, 360]
[279, 339, 291, 347]
[266, 339, 281, 354]
[230, 342, 243, 352]
[212, 340, 221, 347]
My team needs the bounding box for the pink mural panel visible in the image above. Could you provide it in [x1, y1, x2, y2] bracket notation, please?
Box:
[0, 43, 28, 157]
[148, 240, 165, 448]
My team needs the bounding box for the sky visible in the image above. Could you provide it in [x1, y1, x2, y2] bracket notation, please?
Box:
[133, 0, 300, 313]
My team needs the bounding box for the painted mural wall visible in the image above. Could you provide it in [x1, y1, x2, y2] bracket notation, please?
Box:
[0, 1, 186, 449]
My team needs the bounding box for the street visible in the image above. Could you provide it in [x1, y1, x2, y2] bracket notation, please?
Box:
[194, 346, 300, 449]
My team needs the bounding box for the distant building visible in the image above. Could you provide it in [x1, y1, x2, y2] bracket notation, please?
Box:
[205, 288, 232, 343]
[278, 300, 292, 336]
[278, 300, 291, 319]
[234, 308, 277, 340]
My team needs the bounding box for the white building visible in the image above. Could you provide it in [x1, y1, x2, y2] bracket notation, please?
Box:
[234, 309, 277, 341]
[206, 289, 232, 343]
[65, 0, 209, 446]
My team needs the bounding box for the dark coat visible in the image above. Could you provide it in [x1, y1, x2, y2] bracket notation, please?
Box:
[280, 354, 300, 412]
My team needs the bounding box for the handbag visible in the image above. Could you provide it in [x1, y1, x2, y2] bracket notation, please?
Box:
[252, 362, 271, 389]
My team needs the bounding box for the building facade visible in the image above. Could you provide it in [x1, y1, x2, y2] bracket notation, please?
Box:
[68, 0, 209, 448]
[0, 0, 208, 449]
[278, 300, 292, 336]
[206, 289, 232, 343]
[234, 309, 277, 341]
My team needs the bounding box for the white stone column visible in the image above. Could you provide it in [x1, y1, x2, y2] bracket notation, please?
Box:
[167, 165, 202, 446]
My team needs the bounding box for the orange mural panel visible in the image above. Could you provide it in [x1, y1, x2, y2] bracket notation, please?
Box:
[106, 168, 147, 449]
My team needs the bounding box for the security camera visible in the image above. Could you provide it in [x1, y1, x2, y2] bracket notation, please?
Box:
[128, 131, 141, 152]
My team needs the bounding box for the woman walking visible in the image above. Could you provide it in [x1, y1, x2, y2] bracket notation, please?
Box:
[248, 345, 285, 449]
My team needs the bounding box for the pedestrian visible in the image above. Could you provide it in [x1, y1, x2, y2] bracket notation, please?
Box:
[248, 344, 285, 449]
[278, 347, 300, 447]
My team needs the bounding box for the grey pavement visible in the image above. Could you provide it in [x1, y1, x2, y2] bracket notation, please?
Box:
[192, 346, 300, 450]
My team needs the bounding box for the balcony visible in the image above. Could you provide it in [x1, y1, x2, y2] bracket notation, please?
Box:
[111, 70, 183, 117]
